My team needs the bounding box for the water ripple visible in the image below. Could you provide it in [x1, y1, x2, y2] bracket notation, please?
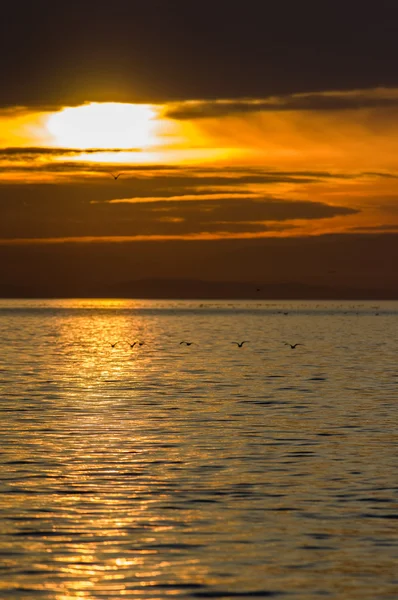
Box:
[0, 299, 397, 599]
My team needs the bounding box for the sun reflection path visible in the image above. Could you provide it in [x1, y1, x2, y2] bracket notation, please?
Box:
[0, 300, 208, 598]
[51, 299, 158, 404]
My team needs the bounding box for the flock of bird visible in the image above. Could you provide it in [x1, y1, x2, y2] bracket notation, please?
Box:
[107, 340, 303, 349]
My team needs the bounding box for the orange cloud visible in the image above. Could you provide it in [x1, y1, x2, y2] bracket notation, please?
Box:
[0, 91, 398, 240]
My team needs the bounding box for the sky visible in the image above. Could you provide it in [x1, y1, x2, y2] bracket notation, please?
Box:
[1, 0, 398, 297]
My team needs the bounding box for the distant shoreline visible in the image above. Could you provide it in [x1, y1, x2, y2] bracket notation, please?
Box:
[1, 277, 398, 301]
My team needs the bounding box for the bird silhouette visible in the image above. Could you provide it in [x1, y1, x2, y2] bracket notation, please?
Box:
[180, 341, 193, 346]
[284, 343, 303, 349]
[108, 341, 120, 348]
[232, 341, 248, 347]
[108, 172, 122, 180]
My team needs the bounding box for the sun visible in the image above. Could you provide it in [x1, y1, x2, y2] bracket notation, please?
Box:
[46, 102, 158, 149]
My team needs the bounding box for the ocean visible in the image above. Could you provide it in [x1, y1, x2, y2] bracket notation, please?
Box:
[0, 299, 397, 599]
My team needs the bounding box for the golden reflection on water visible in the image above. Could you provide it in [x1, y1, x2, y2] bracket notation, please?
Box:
[7, 302, 202, 600]
[15, 299, 205, 598]
[1, 300, 398, 598]
[52, 299, 157, 396]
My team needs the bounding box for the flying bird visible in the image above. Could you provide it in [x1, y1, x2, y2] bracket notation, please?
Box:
[108, 172, 123, 180]
[232, 341, 248, 347]
[180, 341, 193, 346]
[127, 341, 145, 348]
[284, 343, 303, 349]
[108, 341, 120, 348]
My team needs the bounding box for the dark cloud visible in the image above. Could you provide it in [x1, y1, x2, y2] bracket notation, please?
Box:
[0, 184, 358, 238]
[0, 169, 352, 205]
[165, 91, 398, 120]
[0, 162, 183, 176]
[361, 171, 398, 180]
[0, 160, 349, 189]
[2, 2, 398, 107]
[0, 106, 70, 115]
[349, 224, 398, 232]
[0, 168, 360, 242]
[0, 147, 142, 157]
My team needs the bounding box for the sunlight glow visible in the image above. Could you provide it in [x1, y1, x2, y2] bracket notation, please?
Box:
[62, 147, 239, 165]
[46, 102, 158, 149]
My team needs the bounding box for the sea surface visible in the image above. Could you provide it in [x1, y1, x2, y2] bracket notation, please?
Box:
[0, 299, 397, 599]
